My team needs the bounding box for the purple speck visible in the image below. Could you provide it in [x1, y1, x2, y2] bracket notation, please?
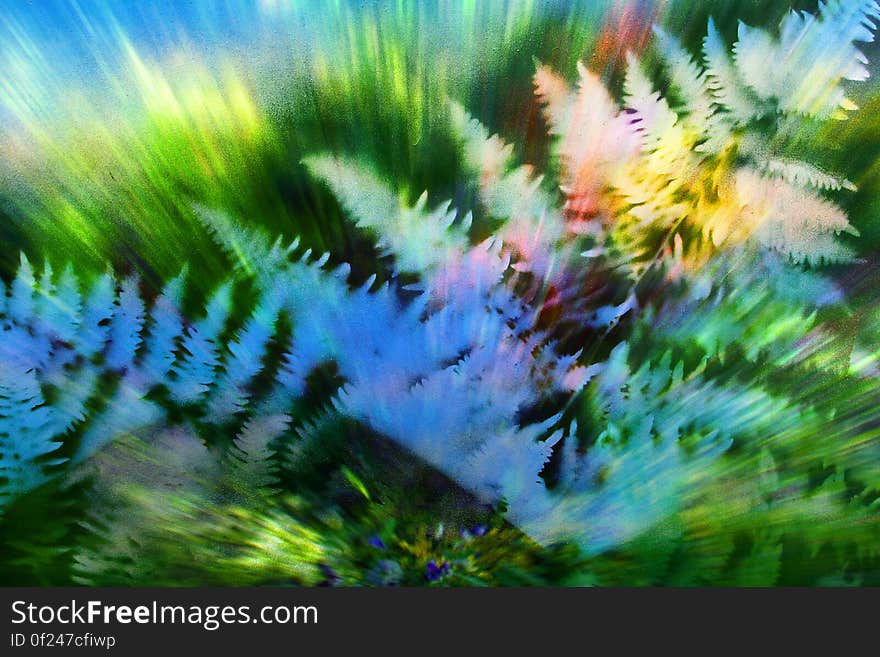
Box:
[368, 535, 387, 551]
[318, 564, 341, 586]
[426, 559, 452, 582]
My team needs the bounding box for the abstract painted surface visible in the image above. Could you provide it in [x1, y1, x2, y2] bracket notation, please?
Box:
[1, 0, 879, 586]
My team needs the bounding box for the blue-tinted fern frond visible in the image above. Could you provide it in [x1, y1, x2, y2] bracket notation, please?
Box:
[105, 277, 145, 372]
[514, 342, 802, 553]
[168, 281, 232, 405]
[0, 359, 64, 511]
[205, 284, 285, 423]
[139, 267, 187, 382]
[733, 0, 880, 118]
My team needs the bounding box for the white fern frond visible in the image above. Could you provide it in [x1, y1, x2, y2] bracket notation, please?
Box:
[702, 18, 764, 123]
[533, 64, 574, 138]
[449, 101, 566, 277]
[624, 54, 680, 152]
[448, 100, 515, 188]
[756, 157, 857, 192]
[652, 25, 716, 139]
[733, 0, 880, 118]
[735, 168, 859, 264]
[536, 63, 640, 222]
[195, 204, 299, 282]
[303, 154, 469, 277]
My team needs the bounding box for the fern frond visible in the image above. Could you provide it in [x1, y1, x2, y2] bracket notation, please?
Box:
[303, 155, 469, 278]
[733, 0, 880, 118]
[74, 385, 163, 463]
[8, 253, 37, 324]
[516, 342, 801, 553]
[35, 263, 81, 346]
[534, 63, 639, 223]
[168, 281, 232, 405]
[195, 204, 299, 282]
[139, 268, 187, 382]
[0, 359, 64, 510]
[205, 284, 285, 422]
[533, 64, 574, 138]
[653, 248, 843, 363]
[734, 168, 858, 264]
[753, 155, 857, 192]
[77, 273, 116, 360]
[702, 18, 764, 123]
[623, 55, 681, 154]
[652, 25, 716, 139]
[105, 277, 145, 372]
[228, 413, 289, 491]
[449, 101, 566, 274]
